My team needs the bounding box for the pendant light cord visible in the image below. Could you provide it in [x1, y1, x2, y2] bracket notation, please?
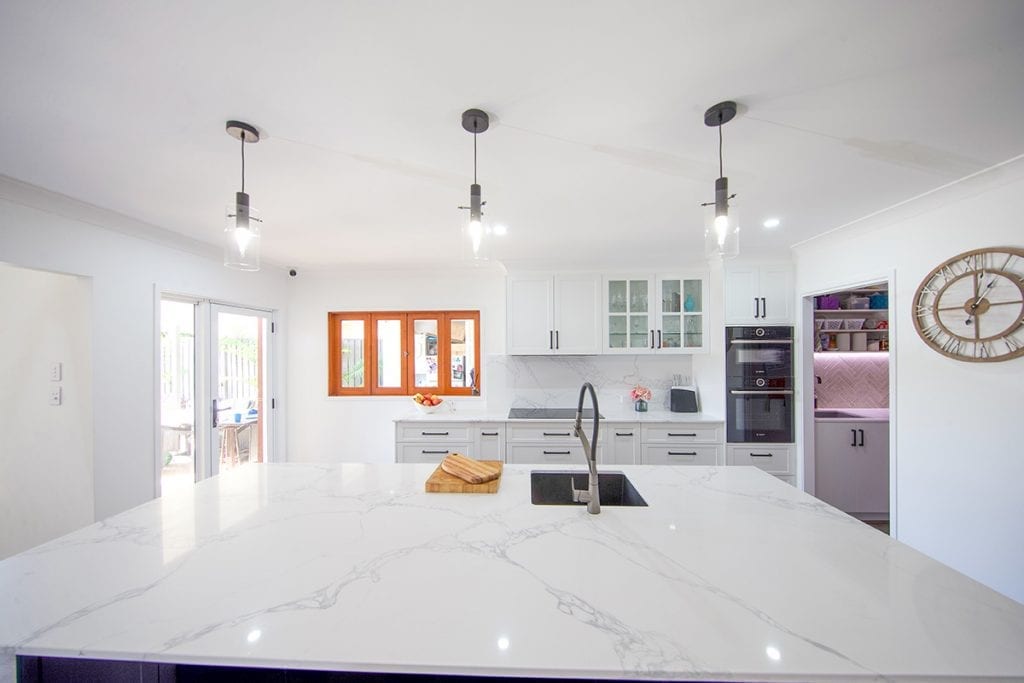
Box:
[473, 127, 478, 184]
[240, 134, 246, 193]
[718, 119, 724, 178]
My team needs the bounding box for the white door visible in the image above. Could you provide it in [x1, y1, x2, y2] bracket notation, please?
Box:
[758, 266, 793, 324]
[553, 274, 602, 354]
[210, 304, 273, 477]
[506, 275, 554, 355]
[724, 266, 759, 324]
[604, 276, 654, 353]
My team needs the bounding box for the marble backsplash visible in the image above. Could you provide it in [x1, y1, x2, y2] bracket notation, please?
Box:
[814, 353, 889, 408]
[485, 354, 694, 412]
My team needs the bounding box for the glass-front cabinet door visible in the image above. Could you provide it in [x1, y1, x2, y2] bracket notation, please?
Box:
[658, 276, 705, 351]
[604, 273, 708, 354]
[606, 277, 652, 353]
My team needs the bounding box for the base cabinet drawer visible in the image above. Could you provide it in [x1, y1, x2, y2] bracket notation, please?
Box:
[641, 425, 722, 443]
[643, 445, 720, 466]
[397, 442, 474, 464]
[506, 424, 578, 443]
[397, 423, 472, 442]
[506, 444, 586, 465]
[727, 445, 793, 475]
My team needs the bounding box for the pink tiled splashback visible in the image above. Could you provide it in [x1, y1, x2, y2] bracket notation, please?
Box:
[814, 354, 889, 408]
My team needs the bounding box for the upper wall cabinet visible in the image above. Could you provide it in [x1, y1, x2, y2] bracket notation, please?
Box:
[724, 263, 792, 325]
[603, 273, 709, 354]
[506, 273, 602, 355]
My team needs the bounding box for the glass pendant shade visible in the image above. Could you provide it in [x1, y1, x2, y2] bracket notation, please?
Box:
[461, 181, 489, 261]
[225, 191, 262, 271]
[704, 202, 739, 260]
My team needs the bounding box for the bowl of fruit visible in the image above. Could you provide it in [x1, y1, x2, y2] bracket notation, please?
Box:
[413, 392, 445, 413]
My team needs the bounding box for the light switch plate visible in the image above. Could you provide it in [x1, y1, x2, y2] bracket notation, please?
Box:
[50, 362, 62, 381]
[49, 386, 62, 406]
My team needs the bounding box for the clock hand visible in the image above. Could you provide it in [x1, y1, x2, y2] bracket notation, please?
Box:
[965, 274, 998, 326]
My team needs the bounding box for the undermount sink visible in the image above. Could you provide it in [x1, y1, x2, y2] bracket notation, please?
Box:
[531, 471, 648, 507]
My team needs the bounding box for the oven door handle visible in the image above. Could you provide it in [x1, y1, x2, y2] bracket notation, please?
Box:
[729, 390, 794, 395]
[727, 339, 793, 345]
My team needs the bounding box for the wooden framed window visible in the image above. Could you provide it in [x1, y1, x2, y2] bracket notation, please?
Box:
[328, 310, 480, 396]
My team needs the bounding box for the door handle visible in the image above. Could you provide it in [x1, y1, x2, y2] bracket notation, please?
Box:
[615, 432, 633, 437]
[657, 330, 662, 348]
[761, 297, 767, 318]
[212, 399, 219, 428]
[543, 432, 570, 436]
[753, 297, 760, 319]
[650, 330, 655, 349]
[858, 429, 865, 447]
[421, 449, 450, 455]
[851, 429, 857, 447]
[543, 450, 571, 455]
[421, 431, 449, 436]
[749, 453, 774, 457]
[481, 432, 499, 437]
[668, 433, 697, 437]
[555, 330, 559, 350]
[549, 330, 553, 350]
[668, 451, 697, 456]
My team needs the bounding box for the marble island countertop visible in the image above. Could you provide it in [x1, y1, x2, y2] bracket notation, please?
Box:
[2, 463, 1023, 682]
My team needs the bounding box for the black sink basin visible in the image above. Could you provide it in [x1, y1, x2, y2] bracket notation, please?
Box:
[530, 471, 648, 507]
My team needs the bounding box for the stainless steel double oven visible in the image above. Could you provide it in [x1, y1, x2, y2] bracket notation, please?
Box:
[725, 326, 794, 443]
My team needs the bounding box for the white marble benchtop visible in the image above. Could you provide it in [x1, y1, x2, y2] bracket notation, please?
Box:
[396, 408, 724, 423]
[1, 463, 1022, 681]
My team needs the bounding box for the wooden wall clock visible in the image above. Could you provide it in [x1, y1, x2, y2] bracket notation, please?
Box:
[912, 246, 1024, 362]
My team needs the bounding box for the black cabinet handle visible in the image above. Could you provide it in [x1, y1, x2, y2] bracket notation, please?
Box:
[657, 330, 662, 348]
[851, 429, 857, 447]
[761, 297, 767, 318]
[650, 330, 655, 349]
[615, 432, 634, 437]
[422, 431, 449, 436]
[858, 429, 865, 447]
[668, 433, 697, 437]
[543, 450, 571, 455]
[549, 330, 553, 350]
[421, 449, 449, 454]
[668, 451, 698, 456]
[543, 431, 570, 436]
[750, 452, 773, 457]
[555, 330, 559, 350]
[481, 432, 499, 437]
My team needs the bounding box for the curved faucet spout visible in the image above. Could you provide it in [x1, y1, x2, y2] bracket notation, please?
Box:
[573, 382, 601, 514]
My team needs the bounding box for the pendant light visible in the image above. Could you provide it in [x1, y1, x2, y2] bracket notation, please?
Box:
[459, 108, 490, 260]
[701, 101, 740, 260]
[224, 120, 263, 271]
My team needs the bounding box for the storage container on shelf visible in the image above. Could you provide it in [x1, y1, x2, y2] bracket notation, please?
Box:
[844, 296, 870, 310]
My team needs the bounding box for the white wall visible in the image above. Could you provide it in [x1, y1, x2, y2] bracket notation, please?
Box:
[286, 265, 507, 463]
[792, 161, 1024, 603]
[0, 178, 290, 524]
[0, 264, 93, 558]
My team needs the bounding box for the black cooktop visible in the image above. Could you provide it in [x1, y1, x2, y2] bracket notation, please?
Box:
[508, 408, 603, 419]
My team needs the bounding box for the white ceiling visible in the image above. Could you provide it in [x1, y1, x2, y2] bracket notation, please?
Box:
[2, 1, 1023, 271]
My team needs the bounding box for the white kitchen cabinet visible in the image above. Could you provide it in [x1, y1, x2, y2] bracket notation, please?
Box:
[395, 421, 476, 463]
[724, 263, 792, 325]
[507, 273, 601, 355]
[602, 423, 638, 465]
[474, 424, 505, 461]
[640, 422, 723, 465]
[603, 273, 708, 354]
[727, 444, 794, 477]
[814, 421, 889, 518]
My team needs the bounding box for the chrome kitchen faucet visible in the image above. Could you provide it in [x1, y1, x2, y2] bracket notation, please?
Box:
[572, 382, 601, 514]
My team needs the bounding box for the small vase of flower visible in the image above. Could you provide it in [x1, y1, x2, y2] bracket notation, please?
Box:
[630, 385, 652, 412]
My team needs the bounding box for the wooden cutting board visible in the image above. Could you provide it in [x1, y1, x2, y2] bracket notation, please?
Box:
[425, 460, 503, 493]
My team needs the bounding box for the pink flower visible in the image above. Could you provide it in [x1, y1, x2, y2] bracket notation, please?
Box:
[630, 385, 652, 402]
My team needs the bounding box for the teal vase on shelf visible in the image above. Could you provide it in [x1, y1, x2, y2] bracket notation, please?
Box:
[684, 293, 695, 312]
[634, 399, 648, 412]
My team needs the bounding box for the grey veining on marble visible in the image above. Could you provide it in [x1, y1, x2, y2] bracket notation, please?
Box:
[487, 354, 695, 413]
[1, 463, 1022, 682]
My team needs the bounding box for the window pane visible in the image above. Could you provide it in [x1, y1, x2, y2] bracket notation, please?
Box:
[449, 318, 476, 390]
[629, 280, 648, 312]
[340, 320, 365, 388]
[376, 319, 403, 388]
[412, 318, 439, 388]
